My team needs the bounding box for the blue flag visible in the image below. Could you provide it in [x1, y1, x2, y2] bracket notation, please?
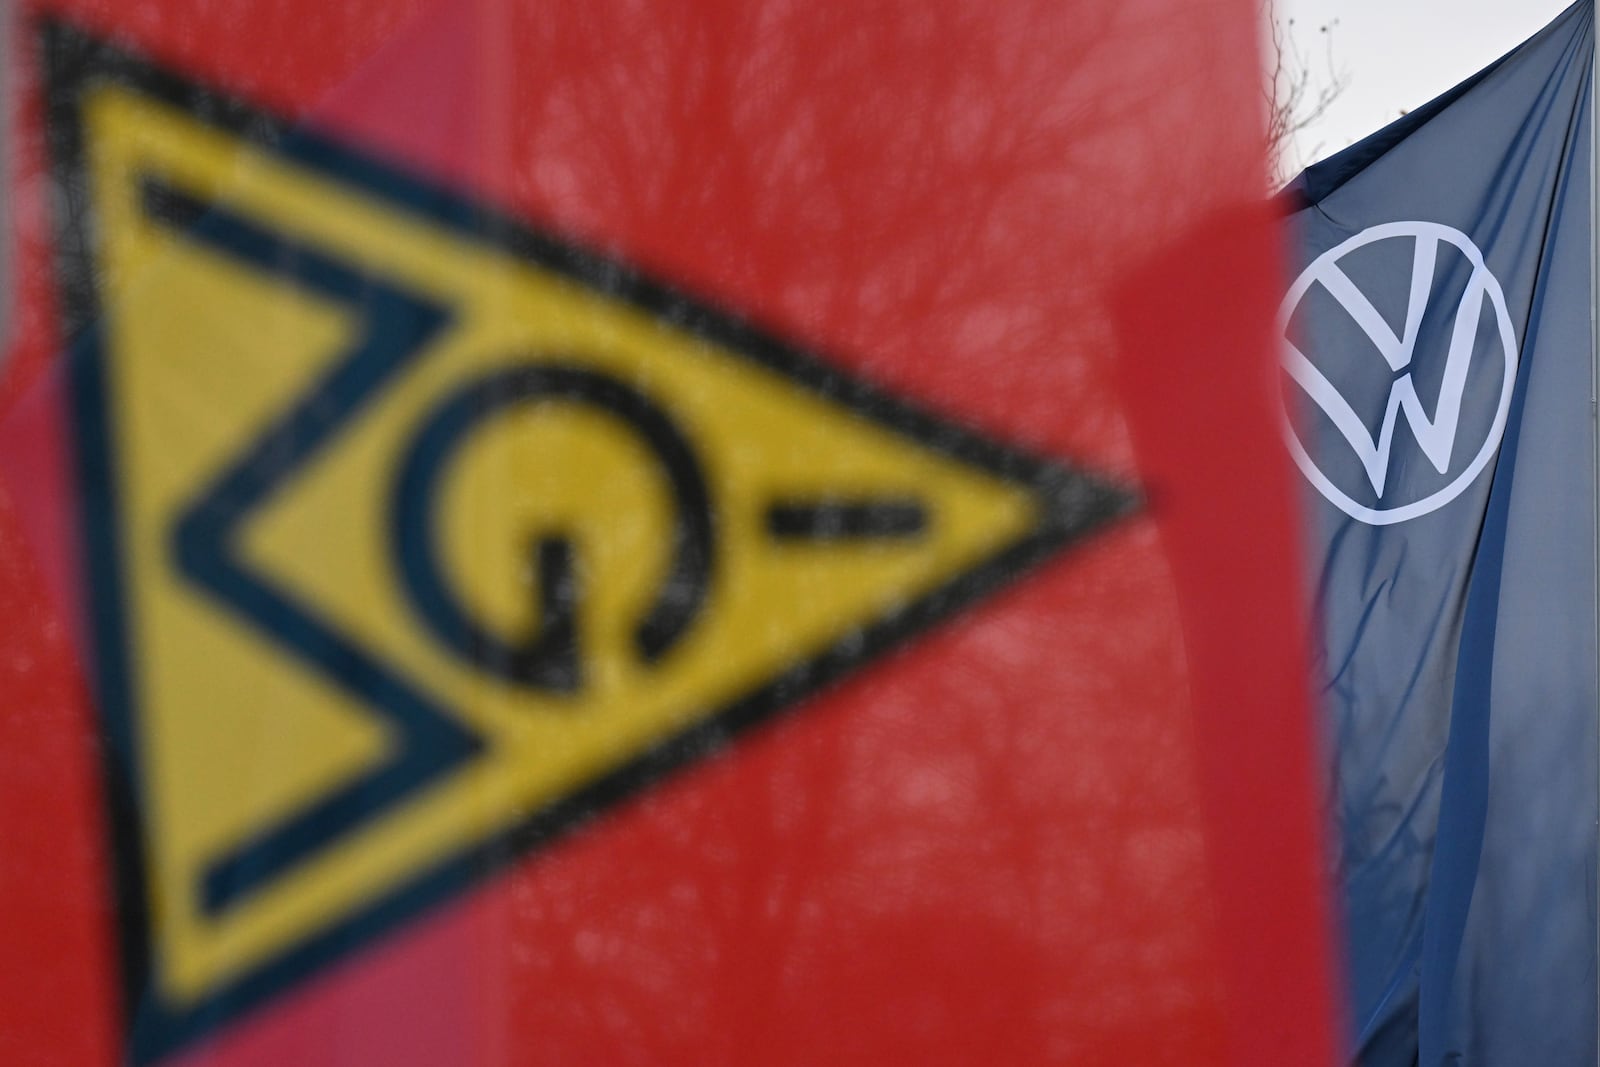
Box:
[1282, 4, 1596, 1064]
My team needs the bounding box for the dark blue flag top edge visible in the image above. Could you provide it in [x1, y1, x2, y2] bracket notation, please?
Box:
[1283, 3, 1599, 1066]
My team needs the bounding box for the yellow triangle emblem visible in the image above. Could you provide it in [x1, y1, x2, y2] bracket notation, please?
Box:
[49, 22, 1133, 1060]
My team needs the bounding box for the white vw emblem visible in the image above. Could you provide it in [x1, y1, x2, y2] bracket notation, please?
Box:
[1279, 221, 1519, 525]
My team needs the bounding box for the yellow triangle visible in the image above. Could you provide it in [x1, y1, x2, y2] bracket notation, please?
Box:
[69, 60, 1130, 1026]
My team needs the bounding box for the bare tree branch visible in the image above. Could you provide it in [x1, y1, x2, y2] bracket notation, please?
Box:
[1264, 4, 1349, 188]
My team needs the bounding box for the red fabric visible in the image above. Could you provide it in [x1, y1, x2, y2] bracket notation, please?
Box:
[0, 2, 1341, 1063]
[0, 391, 115, 1067]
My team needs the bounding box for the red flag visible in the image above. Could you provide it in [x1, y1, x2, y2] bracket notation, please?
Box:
[0, 2, 1342, 1064]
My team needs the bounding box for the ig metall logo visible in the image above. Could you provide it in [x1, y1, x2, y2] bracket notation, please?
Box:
[45, 19, 1133, 1062]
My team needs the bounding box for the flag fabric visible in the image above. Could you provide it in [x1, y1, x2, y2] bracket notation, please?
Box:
[1282, 3, 1596, 1063]
[0, 1, 1342, 1065]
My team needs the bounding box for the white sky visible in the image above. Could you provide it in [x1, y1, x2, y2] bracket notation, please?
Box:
[1274, 0, 1579, 173]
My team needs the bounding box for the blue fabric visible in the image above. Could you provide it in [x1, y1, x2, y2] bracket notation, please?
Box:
[1281, 5, 1597, 1064]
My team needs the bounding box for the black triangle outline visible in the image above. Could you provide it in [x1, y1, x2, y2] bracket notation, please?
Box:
[42, 17, 1138, 1064]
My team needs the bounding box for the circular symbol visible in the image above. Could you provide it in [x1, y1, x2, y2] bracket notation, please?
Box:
[390, 363, 715, 692]
[1279, 221, 1518, 526]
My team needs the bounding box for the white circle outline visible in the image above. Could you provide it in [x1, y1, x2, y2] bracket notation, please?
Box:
[1278, 221, 1519, 526]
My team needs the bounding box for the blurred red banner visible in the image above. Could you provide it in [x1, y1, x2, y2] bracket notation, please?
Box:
[0, 2, 1341, 1065]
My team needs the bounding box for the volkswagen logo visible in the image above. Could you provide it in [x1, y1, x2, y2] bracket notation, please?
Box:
[1280, 221, 1519, 526]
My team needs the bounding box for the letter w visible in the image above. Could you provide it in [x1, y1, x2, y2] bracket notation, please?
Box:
[1284, 235, 1484, 498]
